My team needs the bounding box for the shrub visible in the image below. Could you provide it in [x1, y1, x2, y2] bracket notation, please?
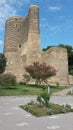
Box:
[0, 73, 16, 88]
[37, 92, 50, 107]
[47, 108, 52, 115]
[41, 85, 47, 91]
[28, 100, 34, 105]
[0, 75, 3, 86]
[23, 88, 29, 93]
[19, 81, 26, 85]
[60, 108, 66, 113]
[0, 53, 7, 74]
[65, 104, 71, 109]
[37, 95, 41, 104]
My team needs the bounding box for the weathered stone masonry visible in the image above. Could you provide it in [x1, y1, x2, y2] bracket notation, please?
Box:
[4, 5, 69, 86]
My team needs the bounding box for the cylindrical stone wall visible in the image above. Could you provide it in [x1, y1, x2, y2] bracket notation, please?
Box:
[27, 5, 41, 64]
[4, 17, 25, 52]
[28, 5, 40, 33]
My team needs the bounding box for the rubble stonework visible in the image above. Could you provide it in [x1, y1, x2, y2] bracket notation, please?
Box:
[4, 5, 69, 86]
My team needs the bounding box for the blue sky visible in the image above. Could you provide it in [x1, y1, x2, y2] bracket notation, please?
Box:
[0, 0, 73, 52]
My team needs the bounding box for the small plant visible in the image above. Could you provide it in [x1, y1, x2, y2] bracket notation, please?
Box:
[47, 108, 52, 115]
[61, 108, 66, 113]
[23, 88, 29, 93]
[28, 100, 34, 105]
[37, 92, 50, 107]
[65, 104, 71, 109]
[41, 85, 47, 91]
[60, 106, 67, 113]
[19, 81, 26, 85]
[37, 95, 41, 104]
[0, 53, 7, 74]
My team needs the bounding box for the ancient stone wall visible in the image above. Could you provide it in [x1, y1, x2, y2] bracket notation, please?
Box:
[4, 17, 24, 52]
[27, 5, 41, 64]
[42, 47, 69, 86]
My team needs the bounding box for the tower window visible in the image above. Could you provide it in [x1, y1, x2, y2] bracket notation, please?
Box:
[16, 24, 17, 27]
[19, 44, 21, 48]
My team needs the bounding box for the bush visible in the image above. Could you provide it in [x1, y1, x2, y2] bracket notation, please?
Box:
[19, 81, 26, 85]
[37, 95, 41, 104]
[47, 108, 52, 115]
[37, 92, 50, 107]
[41, 85, 47, 91]
[65, 104, 71, 109]
[0, 53, 7, 74]
[0, 73, 16, 88]
[60, 108, 66, 113]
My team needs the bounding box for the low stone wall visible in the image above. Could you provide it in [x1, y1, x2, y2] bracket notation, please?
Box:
[69, 75, 73, 85]
[41, 47, 69, 86]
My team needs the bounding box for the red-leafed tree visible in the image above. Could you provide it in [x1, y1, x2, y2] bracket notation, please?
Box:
[25, 62, 56, 85]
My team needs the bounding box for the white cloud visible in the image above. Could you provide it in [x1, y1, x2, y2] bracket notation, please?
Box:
[0, 1, 17, 30]
[0, 0, 30, 52]
[0, 0, 6, 3]
[5, 0, 30, 6]
[40, 18, 61, 35]
[49, 25, 60, 34]
[0, 0, 31, 30]
[48, 6, 61, 12]
[0, 3, 16, 17]
[17, 0, 30, 6]
[0, 40, 3, 46]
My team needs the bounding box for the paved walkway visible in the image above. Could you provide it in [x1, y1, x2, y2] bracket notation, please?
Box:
[52, 88, 71, 96]
[0, 95, 73, 130]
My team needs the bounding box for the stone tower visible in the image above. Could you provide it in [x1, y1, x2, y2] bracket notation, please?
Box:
[4, 5, 41, 81]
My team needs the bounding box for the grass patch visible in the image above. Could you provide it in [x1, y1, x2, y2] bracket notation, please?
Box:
[50, 85, 67, 94]
[20, 102, 73, 117]
[67, 91, 73, 96]
[0, 84, 68, 96]
[0, 85, 45, 96]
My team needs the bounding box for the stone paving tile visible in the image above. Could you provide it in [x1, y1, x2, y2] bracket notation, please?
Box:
[53, 88, 71, 96]
[0, 96, 73, 130]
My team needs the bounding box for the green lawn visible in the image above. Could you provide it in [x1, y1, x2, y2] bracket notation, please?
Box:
[67, 91, 73, 96]
[21, 102, 73, 117]
[0, 84, 68, 96]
